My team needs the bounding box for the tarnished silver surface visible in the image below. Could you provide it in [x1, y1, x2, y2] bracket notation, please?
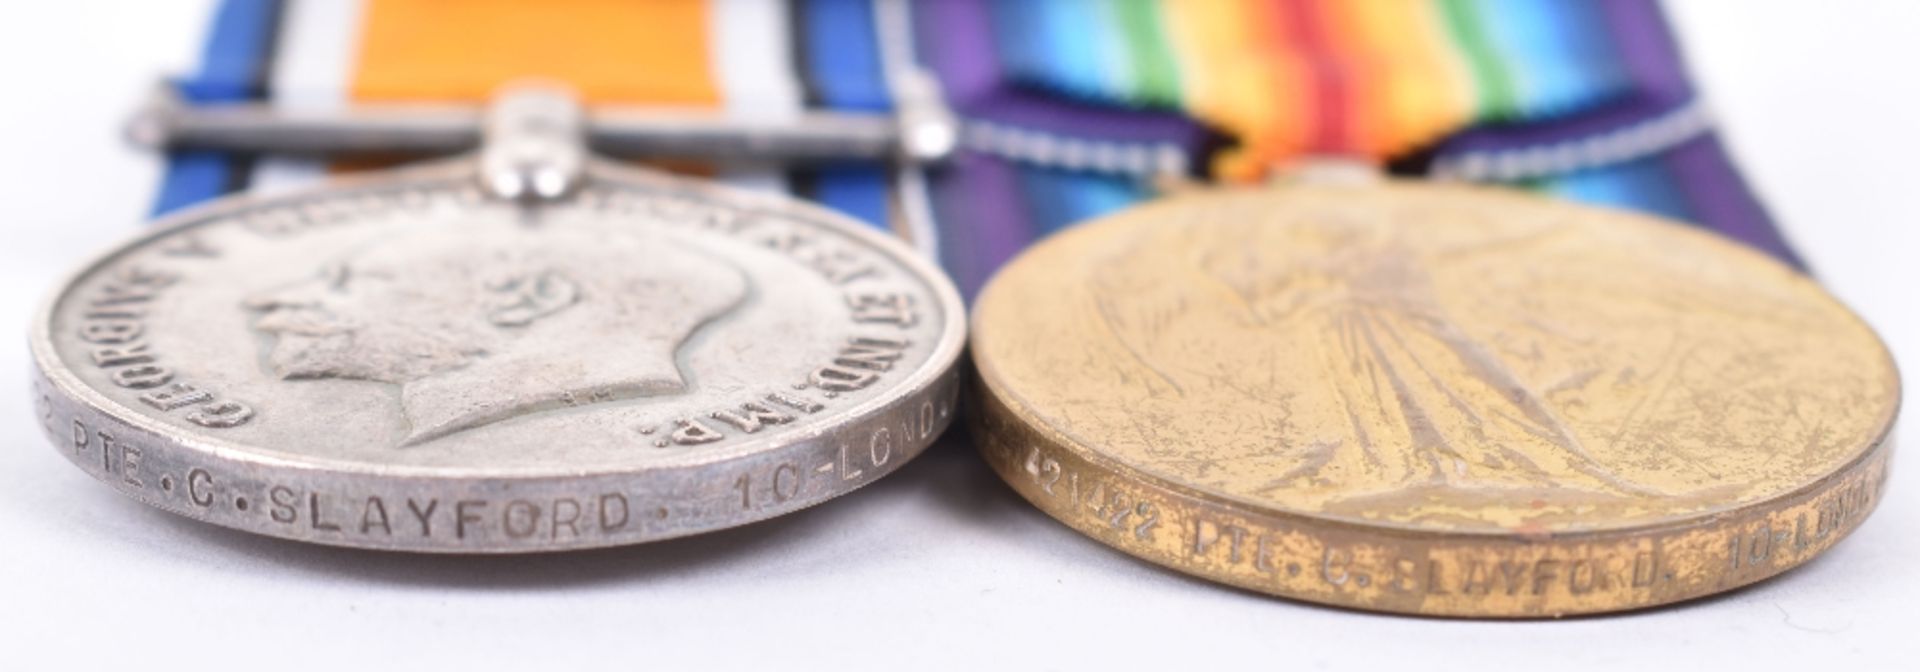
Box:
[28, 154, 965, 552]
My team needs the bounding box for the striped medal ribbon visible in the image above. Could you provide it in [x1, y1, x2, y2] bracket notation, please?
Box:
[155, 0, 1798, 297]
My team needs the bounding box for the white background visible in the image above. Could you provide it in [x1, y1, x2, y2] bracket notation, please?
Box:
[1, 2, 1915, 670]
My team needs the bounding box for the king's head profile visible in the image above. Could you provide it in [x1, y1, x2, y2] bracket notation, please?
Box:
[245, 224, 748, 445]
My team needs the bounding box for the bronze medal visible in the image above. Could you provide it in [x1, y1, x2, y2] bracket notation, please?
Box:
[970, 181, 1898, 617]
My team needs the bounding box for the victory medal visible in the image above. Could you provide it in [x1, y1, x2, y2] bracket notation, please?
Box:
[971, 181, 1899, 617]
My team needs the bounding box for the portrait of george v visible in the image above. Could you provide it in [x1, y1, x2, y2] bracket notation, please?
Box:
[244, 224, 748, 445]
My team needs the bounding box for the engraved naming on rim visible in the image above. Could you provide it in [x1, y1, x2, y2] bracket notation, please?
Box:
[32, 161, 965, 551]
[969, 182, 1897, 616]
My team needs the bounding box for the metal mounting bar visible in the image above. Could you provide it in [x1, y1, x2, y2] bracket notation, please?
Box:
[125, 79, 958, 165]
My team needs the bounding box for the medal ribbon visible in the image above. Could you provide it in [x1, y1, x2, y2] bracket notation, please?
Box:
[157, 0, 1799, 298]
[921, 0, 1799, 294]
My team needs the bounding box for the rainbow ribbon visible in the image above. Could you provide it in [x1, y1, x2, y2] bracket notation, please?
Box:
[918, 0, 1797, 295]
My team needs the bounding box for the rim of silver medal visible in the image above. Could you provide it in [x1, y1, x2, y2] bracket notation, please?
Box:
[29, 88, 966, 552]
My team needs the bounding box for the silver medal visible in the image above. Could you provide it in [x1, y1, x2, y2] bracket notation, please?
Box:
[30, 87, 965, 552]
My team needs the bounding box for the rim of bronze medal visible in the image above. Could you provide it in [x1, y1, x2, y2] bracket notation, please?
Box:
[967, 181, 1899, 618]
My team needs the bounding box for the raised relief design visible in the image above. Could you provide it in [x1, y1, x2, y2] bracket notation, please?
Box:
[1089, 211, 1664, 506]
[246, 226, 747, 444]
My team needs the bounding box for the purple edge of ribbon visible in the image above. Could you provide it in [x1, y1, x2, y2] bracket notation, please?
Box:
[914, 0, 1222, 297]
[914, 0, 1802, 295]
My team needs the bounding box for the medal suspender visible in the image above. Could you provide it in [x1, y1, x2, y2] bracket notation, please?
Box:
[159, 0, 936, 245]
[152, 0, 1801, 293]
